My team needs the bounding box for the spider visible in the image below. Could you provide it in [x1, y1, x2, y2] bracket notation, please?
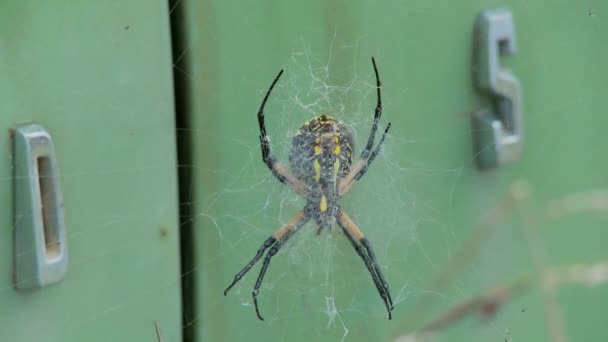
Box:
[224, 57, 393, 320]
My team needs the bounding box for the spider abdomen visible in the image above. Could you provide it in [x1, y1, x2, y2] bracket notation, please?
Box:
[289, 114, 354, 228]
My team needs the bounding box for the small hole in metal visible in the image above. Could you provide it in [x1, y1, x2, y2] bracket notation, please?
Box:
[498, 38, 510, 55]
[38, 156, 60, 260]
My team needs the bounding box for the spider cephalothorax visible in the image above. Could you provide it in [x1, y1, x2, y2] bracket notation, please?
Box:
[225, 57, 394, 321]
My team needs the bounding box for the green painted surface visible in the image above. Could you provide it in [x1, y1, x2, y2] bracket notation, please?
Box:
[179, 0, 608, 341]
[0, 2, 182, 341]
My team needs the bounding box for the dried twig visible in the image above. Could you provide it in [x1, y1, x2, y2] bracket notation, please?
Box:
[546, 189, 608, 219]
[519, 202, 567, 342]
[401, 182, 525, 330]
[395, 262, 608, 342]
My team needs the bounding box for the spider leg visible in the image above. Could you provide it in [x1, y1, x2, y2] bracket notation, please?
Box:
[359, 229, 394, 308]
[252, 240, 283, 321]
[354, 122, 391, 182]
[339, 123, 391, 196]
[336, 209, 394, 319]
[224, 211, 309, 321]
[257, 69, 307, 197]
[361, 57, 384, 160]
[339, 57, 391, 197]
[223, 236, 276, 296]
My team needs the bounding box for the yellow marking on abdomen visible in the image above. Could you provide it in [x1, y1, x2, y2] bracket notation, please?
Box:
[320, 195, 328, 212]
[313, 159, 321, 182]
[333, 145, 341, 155]
[333, 159, 340, 180]
[314, 145, 322, 155]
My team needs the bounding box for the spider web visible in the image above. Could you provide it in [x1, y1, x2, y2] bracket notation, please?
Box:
[193, 41, 469, 341]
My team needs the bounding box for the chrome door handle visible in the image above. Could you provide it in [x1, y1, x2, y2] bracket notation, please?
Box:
[14, 124, 68, 290]
[473, 8, 523, 170]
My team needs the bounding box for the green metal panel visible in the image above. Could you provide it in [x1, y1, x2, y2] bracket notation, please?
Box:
[0, 2, 182, 341]
[178, 0, 608, 341]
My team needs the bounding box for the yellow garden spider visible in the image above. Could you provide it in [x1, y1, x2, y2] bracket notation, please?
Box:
[224, 57, 393, 320]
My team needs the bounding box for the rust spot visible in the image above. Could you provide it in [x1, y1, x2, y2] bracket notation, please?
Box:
[159, 226, 168, 238]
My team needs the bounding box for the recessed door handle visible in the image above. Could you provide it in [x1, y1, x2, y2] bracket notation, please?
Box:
[13, 124, 68, 290]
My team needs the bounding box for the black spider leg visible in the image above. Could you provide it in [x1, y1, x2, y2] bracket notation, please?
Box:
[257, 69, 287, 184]
[360, 238, 393, 310]
[251, 239, 285, 321]
[354, 122, 391, 181]
[251, 216, 309, 321]
[360, 57, 390, 161]
[224, 213, 310, 321]
[336, 212, 393, 319]
[224, 236, 276, 296]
